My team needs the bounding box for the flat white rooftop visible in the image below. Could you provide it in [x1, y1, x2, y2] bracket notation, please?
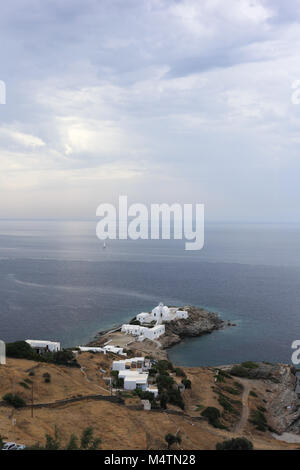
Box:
[26, 340, 60, 347]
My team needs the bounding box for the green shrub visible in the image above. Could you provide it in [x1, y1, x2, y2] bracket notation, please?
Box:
[134, 389, 155, 402]
[6, 341, 38, 360]
[201, 407, 226, 429]
[156, 374, 174, 390]
[218, 369, 231, 378]
[156, 360, 174, 373]
[43, 372, 51, 383]
[250, 390, 258, 397]
[2, 393, 26, 408]
[257, 405, 266, 413]
[52, 350, 77, 366]
[216, 437, 253, 450]
[215, 369, 231, 382]
[168, 388, 185, 410]
[165, 433, 181, 449]
[196, 404, 204, 411]
[241, 361, 259, 369]
[233, 381, 244, 390]
[216, 374, 225, 383]
[156, 370, 185, 410]
[80, 426, 102, 450]
[182, 378, 191, 389]
[6, 341, 77, 367]
[116, 377, 124, 388]
[175, 368, 186, 377]
[249, 409, 267, 431]
[218, 395, 240, 416]
[230, 366, 250, 378]
[19, 381, 30, 389]
[223, 386, 241, 396]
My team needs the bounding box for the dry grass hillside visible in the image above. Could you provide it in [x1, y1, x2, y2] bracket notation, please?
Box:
[0, 355, 297, 450]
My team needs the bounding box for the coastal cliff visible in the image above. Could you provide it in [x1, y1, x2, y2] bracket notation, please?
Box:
[223, 361, 300, 436]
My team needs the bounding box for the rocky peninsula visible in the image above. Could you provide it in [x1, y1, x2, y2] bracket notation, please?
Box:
[88, 305, 230, 360]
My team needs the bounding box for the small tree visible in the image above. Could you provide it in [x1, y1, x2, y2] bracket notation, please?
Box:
[43, 372, 51, 383]
[165, 433, 182, 449]
[45, 426, 61, 450]
[2, 393, 26, 409]
[66, 434, 79, 450]
[182, 378, 191, 389]
[159, 391, 168, 409]
[80, 427, 101, 450]
[175, 368, 186, 377]
[216, 437, 253, 450]
[0, 435, 5, 450]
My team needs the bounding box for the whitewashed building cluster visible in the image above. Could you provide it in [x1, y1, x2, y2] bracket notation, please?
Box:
[137, 303, 188, 324]
[112, 356, 158, 396]
[79, 345, 126, 356]
[121, 303, 188, 342]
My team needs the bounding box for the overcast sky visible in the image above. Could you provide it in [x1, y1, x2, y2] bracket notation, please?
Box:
[1, 0, 300, 221]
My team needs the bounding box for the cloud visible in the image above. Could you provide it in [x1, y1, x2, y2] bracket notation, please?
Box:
[0, 127, 46, 148]
[0, 0, 300, 220]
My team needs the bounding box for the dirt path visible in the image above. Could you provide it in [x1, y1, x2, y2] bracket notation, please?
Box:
[234, 379, 251, 435]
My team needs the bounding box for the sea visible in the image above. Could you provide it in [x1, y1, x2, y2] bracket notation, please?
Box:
[0, 219, 299, 367]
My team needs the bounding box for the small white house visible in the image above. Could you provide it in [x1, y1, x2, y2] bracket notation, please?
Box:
[113, 362, 158, 396]
[118, 370, 149, 391]
[103, 345, 126, 356]
[26, 340, 60, 354]
[141, 399, 151, 410]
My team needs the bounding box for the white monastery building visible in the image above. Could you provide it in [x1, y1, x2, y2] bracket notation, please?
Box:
[121, 303, 188, 342]
[137, 303, 188, 324]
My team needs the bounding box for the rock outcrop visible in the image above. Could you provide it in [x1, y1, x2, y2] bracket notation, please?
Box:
[159, 305, 226, 349]
[261, 364, 300, 434]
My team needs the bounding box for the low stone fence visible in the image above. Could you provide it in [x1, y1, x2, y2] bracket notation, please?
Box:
[0, 394, 124, 409]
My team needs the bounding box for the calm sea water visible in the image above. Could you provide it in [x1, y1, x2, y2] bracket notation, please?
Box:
[0, 220, 299, 367]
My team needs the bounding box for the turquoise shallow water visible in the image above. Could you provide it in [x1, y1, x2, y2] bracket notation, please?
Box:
[0, 220, 299, 366]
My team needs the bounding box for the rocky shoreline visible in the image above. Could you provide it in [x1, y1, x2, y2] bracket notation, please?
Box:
[159, 305, 230, 349]
[87, 305, 231, 360]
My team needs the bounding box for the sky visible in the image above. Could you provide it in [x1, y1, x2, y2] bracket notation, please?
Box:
[1, 0, 300, 221]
